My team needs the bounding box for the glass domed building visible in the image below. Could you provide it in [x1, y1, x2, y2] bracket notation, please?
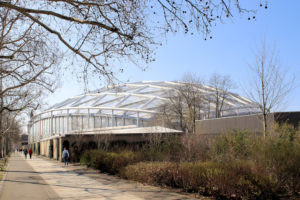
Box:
[28, 81, 259, 144]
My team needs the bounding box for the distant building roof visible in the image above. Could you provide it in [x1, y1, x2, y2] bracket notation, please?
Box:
[21, 134, 28, 145]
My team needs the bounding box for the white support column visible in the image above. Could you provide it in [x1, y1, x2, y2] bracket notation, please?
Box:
[70, 114, 73, 131]
[54, 116, 57, 135]
[39, 115, 41, 140]
[31, 124, 33, 143]
[62, 115, 64, 134]
[123, 113, 125, 126]
[41, 119, 43, 139]
[58, 116, 60, 134]
[49, 116, 51, 137]
[46, 116, 48, 137]
[44, 118, 46, 137]
[35, 122, 37, 140]
[42, 119, 44, 137]
[111, 110, 114, 127]
[67, 109, 69, 133]
[93, 114, 96, 128]
[137, 112, 140, 127]
[88, 109, 90, 129]
[81, 115, 84, 130]
[50, 111, 53, 136]
[32, 120, 35, 142]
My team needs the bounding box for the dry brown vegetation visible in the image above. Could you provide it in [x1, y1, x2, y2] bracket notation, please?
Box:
[81, 124, 300, 199]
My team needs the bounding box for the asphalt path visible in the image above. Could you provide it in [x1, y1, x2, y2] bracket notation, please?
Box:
[0, 152, 60, 200]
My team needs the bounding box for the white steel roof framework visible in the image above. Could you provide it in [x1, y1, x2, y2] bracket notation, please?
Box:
[46, 81, 259, 117]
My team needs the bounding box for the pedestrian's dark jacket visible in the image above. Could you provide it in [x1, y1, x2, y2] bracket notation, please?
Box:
[62, 149, 69, 158]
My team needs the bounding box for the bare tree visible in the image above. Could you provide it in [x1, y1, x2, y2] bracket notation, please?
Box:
[159, 94, 186, 131]
[208, 73, 235, 118]
[0, 110, 22, 157]
[180, 74, 206, 133]
[0, 8, 59, 157]
[160, 73, 205, 133]
[246, 41, 295, 139]
[0, 0, 267, 83]
[0, 7, 59, 112]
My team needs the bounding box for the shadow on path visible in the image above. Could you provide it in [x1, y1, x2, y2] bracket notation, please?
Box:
[2, 179, 111, 191]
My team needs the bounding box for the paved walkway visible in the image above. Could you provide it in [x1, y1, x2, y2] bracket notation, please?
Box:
[0, 152, 59, 200]
[0, 152, 202, 200]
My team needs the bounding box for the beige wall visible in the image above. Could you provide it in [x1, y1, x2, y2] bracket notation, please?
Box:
[40, 140, 46, 156]
[39, 138, 61, 159]
[196, 114, 275, 135]
[59, 137, 62, 161]
[53, 138, 58, 160]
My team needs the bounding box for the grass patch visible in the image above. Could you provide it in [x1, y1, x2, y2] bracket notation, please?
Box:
[0, 157, 8, 181]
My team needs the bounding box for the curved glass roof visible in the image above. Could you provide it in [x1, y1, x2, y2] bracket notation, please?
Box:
[43, 81, 259, 119]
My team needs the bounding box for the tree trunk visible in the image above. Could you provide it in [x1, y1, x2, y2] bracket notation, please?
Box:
[263, 113, 267, 140]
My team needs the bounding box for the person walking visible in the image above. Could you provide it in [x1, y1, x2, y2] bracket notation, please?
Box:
[62, 148, 69, 166]
[24, 148, 28, 159]
[28, 148, 33, 159]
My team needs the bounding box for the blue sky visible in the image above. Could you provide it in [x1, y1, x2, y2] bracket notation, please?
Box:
[47, 1, 300, 112]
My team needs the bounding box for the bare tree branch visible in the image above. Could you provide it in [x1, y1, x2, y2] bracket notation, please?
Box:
[209, 73, 235, 118]
[0, 0, 265, 82]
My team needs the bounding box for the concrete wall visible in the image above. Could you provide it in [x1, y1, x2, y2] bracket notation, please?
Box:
[39, 139, 52, 158]
[196, 114, 272, 135]
[37, 137, 63, 161]
[196, 112, 300, 135]
[196, 115, 260, 135]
